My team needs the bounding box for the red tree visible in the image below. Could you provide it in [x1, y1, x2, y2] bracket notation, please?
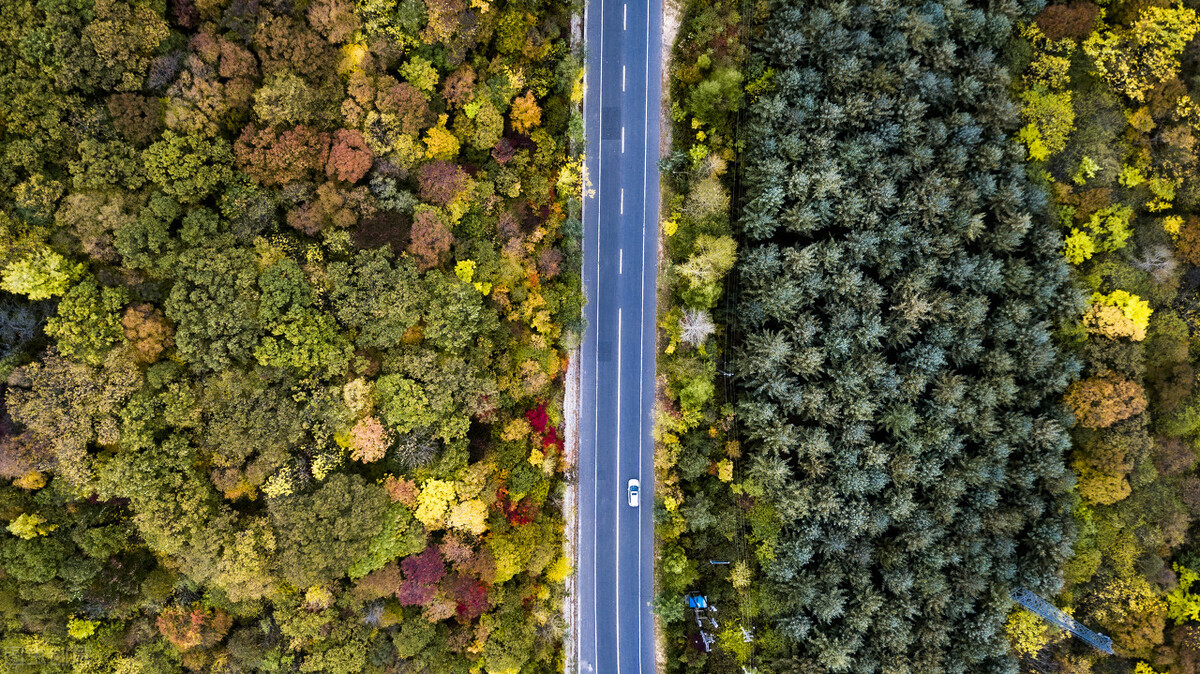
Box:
[525, 404, 549, 433]
[156, 605, 232, 651]
[327, 129, 373, 183]
[376, 81, 434, 136]
[235, 124, 331, 186]
[396, 546, 446, 606]
[417, 160, 469, 207]
[441, 573, 490, 621]
[407, 210, 453, 270]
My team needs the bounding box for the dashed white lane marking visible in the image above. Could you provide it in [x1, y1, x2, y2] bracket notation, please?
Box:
[619, 188, 624, 214]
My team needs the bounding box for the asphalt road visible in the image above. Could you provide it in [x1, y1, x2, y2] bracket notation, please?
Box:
[576, 0, 662, 671]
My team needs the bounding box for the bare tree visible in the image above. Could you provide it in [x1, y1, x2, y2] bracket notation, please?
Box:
[680, 308, 716, 347]
[1132, 244, 1177, 283]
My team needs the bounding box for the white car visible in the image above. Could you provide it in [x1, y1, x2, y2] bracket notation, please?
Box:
[627, 479, 640, 507]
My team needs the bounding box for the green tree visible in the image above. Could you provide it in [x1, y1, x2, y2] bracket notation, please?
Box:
[165, 247, 260, 372]
[269, 473, 389, 588]
[687, 67, 743, 128]
[255, 259, 351, 375]
[44, 278, 128, 366]
[316, 255, 408, 334]
[254, 70, 320, 127]
[8, 352, 142, 487]
[142, 131, 234, 204]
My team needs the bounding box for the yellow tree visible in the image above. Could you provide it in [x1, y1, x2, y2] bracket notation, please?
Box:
[1084, 4, 1200, 103]
[415, 479, 457, 529]
[423, 114, 460, 160]
[1083, 290, 1153, 341]
[510, 91, 542, 134]
[447, 499, 488, 535]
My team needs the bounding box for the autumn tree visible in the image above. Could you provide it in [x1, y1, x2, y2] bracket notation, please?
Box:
[375, 80, 435, 136]
[1066, 375, 1149, 428]
[1035, 1, 1100, 41]
[441, 67, 476, 107]
[252, 13, 334, 81]
[306, 0, 361, 44]
[157, 604, 233, 651]
[347, 416, 389, 463]
[407, 210, 453, 270]
[235, 125, 331, 187]
[122, 303, 175, 363]
[510, 91, 542, 134]
[107, 93, 165, 146]
[1084, 4, 1200, 103]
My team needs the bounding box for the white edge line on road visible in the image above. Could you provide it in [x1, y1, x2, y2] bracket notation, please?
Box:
[638, 0, 652, 666]
[615, 305, 622, 673]
[591, 0, 604, 667]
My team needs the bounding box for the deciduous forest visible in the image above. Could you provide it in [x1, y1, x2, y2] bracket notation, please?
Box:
[0, 0, 583, 671]
[656, 0, 1200, 673]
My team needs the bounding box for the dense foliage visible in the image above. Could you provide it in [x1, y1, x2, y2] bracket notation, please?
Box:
[0, 0, 583, 671]
[652, 0, 770, 669]
[1007, 2, 1200, 672]
[727, 0, 1083, 670]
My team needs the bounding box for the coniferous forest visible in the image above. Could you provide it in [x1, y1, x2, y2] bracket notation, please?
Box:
[737, 0, 1081, 668]
[0, 0, 583, 671]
